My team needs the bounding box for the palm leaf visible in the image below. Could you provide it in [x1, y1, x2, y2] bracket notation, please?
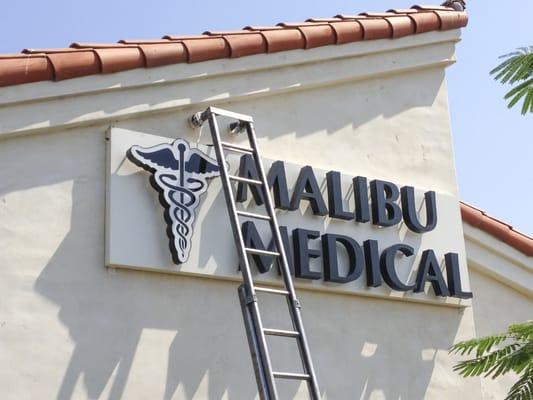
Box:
[453, 343, 521, 378]
[450, 333, 508, 357]
[490, 46, 533, 114]
[451, 321, 533, 400]
[505, 368, 533, 400]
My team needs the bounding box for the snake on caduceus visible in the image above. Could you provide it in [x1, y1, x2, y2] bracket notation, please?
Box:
[127, 139, 221, 264]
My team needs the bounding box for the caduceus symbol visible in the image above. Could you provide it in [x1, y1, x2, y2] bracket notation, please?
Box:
[127, 139, 220, 264]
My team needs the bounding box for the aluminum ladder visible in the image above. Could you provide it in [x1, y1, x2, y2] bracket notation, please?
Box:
[190, 106, 321, 400]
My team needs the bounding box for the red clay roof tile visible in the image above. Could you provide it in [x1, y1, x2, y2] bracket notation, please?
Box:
[118, 39, 173, 44]
[0, 55, 54, 85]
[305, 18, 343, 23]
[461, 202, 533, 257]
[47, 50, 101, 80]
[433, 10, 468, 30]
[70, 43, 138, 49]
[358, 18, 392, 40]
[224, 33, 267, 58]
[408, 11, 442, 33]
[278, 23, 337, 49]
[0, 4, 468, 87]
[204, 31, 268, 58]
[93, 47, 145, 73]
[246, 27, 305, 53]
[22, 48, 82, 54]
[360, 12, 398, 17]
[385, 16, 417, 38]
[330, 21, 364, 44]
[412, 5, 456, 11]
[179, 37, 230, 63]
[138, 43, 188, 67]
[241, 26, 284, 31]
[162, 35, 208, 40]
[334, 15, 365, 20]
[387, 9, 420, 14]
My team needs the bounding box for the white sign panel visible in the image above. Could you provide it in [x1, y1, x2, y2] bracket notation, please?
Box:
[106, 128, 471, 307]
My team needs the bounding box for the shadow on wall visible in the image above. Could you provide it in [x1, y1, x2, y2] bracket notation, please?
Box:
[116, 67, 448, 146]
[29, 153, 257, 399]
[0, 67, 465, 399]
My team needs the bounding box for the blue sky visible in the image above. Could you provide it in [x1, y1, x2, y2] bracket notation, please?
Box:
[1, 0, 531, 234]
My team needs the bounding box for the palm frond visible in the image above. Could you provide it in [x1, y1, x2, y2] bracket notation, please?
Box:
[450, 333, 508, 357]
[451, 322, 533, 400]
[490, 46, 533, 115]
[504, 78, 533, 114]
[505, 368, 533, 400]
[453, 343, 522, 378]
[487, 343, 531, 378]
[508, 321, 533, 341]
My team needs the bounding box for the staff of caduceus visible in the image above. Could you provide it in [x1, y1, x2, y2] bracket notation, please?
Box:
[176, 143, 186, 247]
[127, 139, 221, 264]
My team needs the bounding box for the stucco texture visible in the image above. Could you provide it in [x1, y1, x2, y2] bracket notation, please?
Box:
[0, 121, 477, 397]
[1, 33, 530, 399]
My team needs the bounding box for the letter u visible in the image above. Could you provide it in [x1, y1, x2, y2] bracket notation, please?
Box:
[400, 187, 437, 233]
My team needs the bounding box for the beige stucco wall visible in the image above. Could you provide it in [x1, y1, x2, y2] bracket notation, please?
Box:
[468, 269, 532, 400]
[1, 31, 531, 399]
[0, 123, 475, 397]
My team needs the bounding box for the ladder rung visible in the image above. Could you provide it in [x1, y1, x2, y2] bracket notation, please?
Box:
[208, 106, 254, 122]
[263, 328, 300, 338]
[245, 248, 280, 257]
[236, 210, 271, 221]
[229, 175, 263, 185]
[254, 287, 290, 296]
[273, 372, 311, 381]
[221, 141, 254, 154]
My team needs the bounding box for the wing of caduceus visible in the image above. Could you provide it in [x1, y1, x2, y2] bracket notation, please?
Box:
[128, 139, 220, 264]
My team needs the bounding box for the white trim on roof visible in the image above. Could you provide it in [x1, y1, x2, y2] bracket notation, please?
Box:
[463, 222, 533, 297]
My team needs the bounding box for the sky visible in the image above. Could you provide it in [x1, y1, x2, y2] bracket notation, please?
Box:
[1, 0, 531, 235]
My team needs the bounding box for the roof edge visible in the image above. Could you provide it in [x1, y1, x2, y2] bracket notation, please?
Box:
[460, 202, 533, 257]
[0, 4, 468, 88]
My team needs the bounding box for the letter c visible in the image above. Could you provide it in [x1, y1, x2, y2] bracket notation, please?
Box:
[380, 244, 416, 291]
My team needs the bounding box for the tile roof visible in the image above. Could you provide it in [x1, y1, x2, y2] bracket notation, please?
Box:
[3, 3, 528, 259]
[0, 4, 468, 87]
[461, 202, 533, 257]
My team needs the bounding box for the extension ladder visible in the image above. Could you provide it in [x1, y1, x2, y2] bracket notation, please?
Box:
[190, 106, 321, 400]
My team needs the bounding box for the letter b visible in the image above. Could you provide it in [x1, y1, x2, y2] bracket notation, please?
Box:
[370, 180, 402, 227]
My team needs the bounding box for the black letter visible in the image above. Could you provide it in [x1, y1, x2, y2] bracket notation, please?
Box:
[293, 228, 322, 279]
[289, 166, 328, 216]
[445, 253, 473, 299]
[380, 243, 415, 291]
[414, 250, 449, 296]
[322, 234, 363, 283]
[326, 171, 354, 220]
[274, 226, 294, 276]
[267, 161, 291, 210]
[354, 176, 371, 223]
[401, 186, 438, 233]
[237, 158, 291, 210]
[363, 239, 382, 287]
[236, 154, 263, 204]
[241, 222, 293, 275]
[241, 221, 275, 273]
[370, 180, 402, 227]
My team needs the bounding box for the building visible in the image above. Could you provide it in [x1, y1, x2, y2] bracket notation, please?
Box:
[0, 3, 531, 399]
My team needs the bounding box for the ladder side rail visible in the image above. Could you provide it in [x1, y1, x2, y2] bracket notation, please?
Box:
[238, 285, 271, 400]
[207, 113, 278, 400]
[245, 121, 321, 399]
